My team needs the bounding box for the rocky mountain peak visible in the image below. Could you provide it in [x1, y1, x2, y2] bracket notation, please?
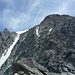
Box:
[40, 14, 74, 27]
[44, 14, 73, 20]
[0, 14, 75, 75]
[3, 28, 10, 34]
[0, 28, 17, 57]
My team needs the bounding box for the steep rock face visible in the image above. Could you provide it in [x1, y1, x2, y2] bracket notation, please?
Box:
[0, 14, 75, 75]
[0, 28, 17, 57]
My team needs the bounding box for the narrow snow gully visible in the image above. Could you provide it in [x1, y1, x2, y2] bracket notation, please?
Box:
[47, 28, 53, 35]
[36, 26, 40, 37]
[0, 30, 28, 68]
[0, 34, 19, 68]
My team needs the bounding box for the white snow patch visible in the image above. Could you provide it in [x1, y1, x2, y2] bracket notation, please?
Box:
[16, 30, 28, 34]
[14, 73, 18, 75]
[0, 34, 19, 68]
[8, 65, 11, 68]
[0, 29, 28, 68]
[2, 50, 7, 56]
[48, 28, 53, 35]
[17, 30, 28, 42]
[36, 27, 40, 37]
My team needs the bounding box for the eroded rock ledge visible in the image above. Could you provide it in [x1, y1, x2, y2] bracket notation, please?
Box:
[4, 58, 50, 75]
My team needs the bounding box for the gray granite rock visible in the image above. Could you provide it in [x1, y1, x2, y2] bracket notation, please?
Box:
[0, 14, 75, 75]
[0, 28, 17, 57]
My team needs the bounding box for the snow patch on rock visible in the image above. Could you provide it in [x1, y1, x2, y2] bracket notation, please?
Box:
[16, 30, 28, 35]
[48, 28, 53, 35]
[0, 30, 28, 68]
[36, 27, 40, 37]
[0, 34, 19, 68]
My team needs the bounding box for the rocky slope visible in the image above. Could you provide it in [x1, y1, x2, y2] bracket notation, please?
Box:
[4, 58, 50, 75]
[0, 14, 75, 75]
[0, 28, 17, 57]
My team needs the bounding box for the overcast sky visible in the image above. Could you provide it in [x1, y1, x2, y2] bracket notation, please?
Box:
[0, 0, 75, 32]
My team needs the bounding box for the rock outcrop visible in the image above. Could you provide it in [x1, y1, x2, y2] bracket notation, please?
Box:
[0, 14, 75, 75]
[4, 58, 50, 75]
[0, 28, 17, 57]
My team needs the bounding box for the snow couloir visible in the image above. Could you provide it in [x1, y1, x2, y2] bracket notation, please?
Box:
[0, 30, 28, 68]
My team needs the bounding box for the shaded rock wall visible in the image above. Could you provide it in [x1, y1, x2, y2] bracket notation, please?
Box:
[0, 14, 75, 75]
[0, 28, 17, 57]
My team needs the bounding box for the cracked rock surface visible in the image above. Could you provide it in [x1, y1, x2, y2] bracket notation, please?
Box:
[0, 14, 75, 75]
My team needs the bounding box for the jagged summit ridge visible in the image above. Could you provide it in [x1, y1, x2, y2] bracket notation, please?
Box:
[44, 14, 73, 19]
[0, 14, 75, 75]
[40, 14, 75, 27]
[0, 28, 28, 68]
[3, 28, 10, 34]
[0, 29, 17, 56]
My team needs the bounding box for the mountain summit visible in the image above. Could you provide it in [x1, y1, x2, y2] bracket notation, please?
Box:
[0, 14, 75, 75]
